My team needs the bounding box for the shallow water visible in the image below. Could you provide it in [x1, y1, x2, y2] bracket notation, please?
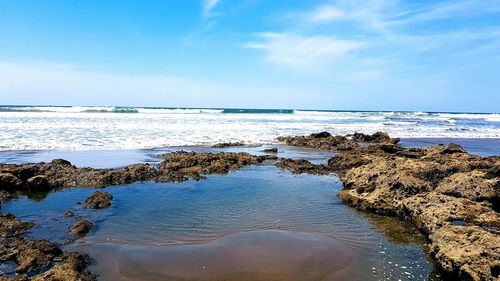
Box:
[0, 145, 333, 168]
[3, 163, 440, 281]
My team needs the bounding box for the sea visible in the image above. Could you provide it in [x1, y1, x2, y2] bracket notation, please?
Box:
[0, 105, 499, 151]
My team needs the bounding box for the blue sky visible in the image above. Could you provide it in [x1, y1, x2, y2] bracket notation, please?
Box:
[0, 0, 499, 112]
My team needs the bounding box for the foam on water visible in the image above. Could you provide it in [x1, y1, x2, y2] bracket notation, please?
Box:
[0, 106, 498, 151]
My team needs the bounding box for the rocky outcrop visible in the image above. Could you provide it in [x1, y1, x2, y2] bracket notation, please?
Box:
[155, 151, 277, 182]
[281, 132, 499, 280]
[0, 152, 277, 198]
[277, 131, 399, 151]
[83, 192, 113, 209]
[0, 160, 156, 192]
[0, 212, 94, 280]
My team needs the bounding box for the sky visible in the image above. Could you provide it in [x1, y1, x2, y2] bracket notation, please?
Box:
[0, 0, 499, 112]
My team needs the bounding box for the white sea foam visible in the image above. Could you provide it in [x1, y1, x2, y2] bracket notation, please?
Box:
[0, 109, 498, 151]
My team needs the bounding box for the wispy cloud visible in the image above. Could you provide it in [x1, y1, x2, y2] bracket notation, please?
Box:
[247, 0, 500, 75]
[245, 32, 363, 69]
[309, 5, 345, 22]
[203, 0, 220, 17]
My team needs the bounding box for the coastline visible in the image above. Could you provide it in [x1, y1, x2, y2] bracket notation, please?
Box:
[0, 132, 498, 280]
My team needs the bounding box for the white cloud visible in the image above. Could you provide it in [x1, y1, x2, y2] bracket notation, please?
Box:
[309, 5, 345, 22]
[245, 33, 363, 69]
[203, 0, 219, 17]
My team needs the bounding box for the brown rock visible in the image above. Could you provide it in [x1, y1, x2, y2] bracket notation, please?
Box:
[69, 219, 93, 237]
[442, 143, 467, 154]
[31, 252, 95, 281]
[276, 158, 330, 175]
[0, 213, 34, 238]
[279, 131, 499, 280]
[83, 191, 113, 209]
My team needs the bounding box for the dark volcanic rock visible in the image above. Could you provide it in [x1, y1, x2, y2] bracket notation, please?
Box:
[262, 148, 278, 154]
[311, 131, 331, 138]
[69, 219, 93, 237]
[83, 191, 113, 209]
[0, 172, 23, 190]
[212, 142, 245, 148]
[26, 175, 50, 191]
[351, 131, 399, 144]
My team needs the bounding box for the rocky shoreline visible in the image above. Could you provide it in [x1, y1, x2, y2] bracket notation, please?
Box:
[278, 131, 499, 281]
[1, 134, 499, 280]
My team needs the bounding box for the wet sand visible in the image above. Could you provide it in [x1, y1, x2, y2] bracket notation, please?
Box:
[74, 230, 355, 281]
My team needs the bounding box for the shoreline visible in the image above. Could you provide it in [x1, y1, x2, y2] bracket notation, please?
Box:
[1, 132, 498, 280]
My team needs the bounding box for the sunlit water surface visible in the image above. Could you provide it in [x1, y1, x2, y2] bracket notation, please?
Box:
[3, 162, 442, 281]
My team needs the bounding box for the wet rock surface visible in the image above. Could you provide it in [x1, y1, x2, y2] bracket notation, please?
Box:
[262, 147, 278, 154]
[155, 151, 277, 182]
[211, 142, 245, 148]
[276, 159, 330, 175]
[1, 140, 498, 280]
[0, 212, 94, 280]
[83, 192, 113, 209]
[0, 152, 280, 280]
[280, 131, 500, 280]
[0, 152, 277, 196]
[69, 219, 93, 237]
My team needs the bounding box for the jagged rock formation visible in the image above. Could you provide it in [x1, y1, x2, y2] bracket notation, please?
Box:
[278, 132, 500, 281]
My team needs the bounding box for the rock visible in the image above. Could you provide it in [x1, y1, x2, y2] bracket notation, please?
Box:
[310, 131, 331, 138]
[26, 175, 50, 191]
[0, 213, 34, 238]
[0, 172, 23, 190]
[442, 143, 467, 154]
[50, 159, 73, 166]
[279, 131, 499, 280]
[69, 219, 93, 237]
[262, 148, 278, 154]
[0, 190, 13, 202]
[276, 158, 330, 175]
[83, 191, 113, 209]
[155, 151, 271, 182]
[64, 210, 75, 217]
[0, 151, 273, 196]
[351, 131, 396, 143]
[31, 252, 95, 281]
[212, 142, 245, 148]
[0, 237, 63, 274]
[430, 225, 500, 281]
